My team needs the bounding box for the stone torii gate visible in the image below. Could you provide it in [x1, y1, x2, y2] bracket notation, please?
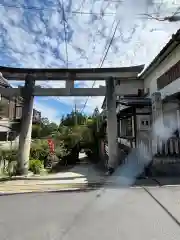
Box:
[0, 65, 144, 175]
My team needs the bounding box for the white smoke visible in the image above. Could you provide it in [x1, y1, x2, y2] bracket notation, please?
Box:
[153, 113, 178, 141]
[106, 112, 178, 188]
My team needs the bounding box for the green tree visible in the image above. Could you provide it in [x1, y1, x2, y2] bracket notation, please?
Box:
[41, 117, 50, 125]
[60, 111, 87, 127]
[32, 124, 41, 139]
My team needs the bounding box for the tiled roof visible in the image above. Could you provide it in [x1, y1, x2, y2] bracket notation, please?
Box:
[140, 28, 180, 79]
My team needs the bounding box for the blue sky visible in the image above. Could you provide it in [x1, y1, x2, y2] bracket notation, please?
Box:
[0, 0, 179, 123]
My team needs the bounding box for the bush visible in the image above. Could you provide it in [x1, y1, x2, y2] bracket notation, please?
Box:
[29, 159, 43, 174]
[54, 140, 69, 159]
[30, 139, 68, 165]
[8, 161, 17, 176]
[0, 149, 18, 176]
[30, 139, 49, 161]
[0, 149, 18, 162]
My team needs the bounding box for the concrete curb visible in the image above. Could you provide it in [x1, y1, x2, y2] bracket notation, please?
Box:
[0, 187, 99, 196]
[0, 176, 84, 182]
[0, 177, 170, 196]
[0, 175, 106, 182]
[0, 181, 106, 196]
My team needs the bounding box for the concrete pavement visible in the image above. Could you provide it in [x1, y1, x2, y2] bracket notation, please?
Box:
[1, 186, 180, 239]
[146, 186, 180, 224]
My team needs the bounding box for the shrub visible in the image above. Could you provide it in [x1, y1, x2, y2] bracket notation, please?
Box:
[0, 149, 18, 176]
[29, 159, 43, 174]
[30, 139, 68, 165]
[8, 161, 17, 176]
[54, 140, 69, 159]
[30, 139, 49, 161]
[0, 149, 18, 162]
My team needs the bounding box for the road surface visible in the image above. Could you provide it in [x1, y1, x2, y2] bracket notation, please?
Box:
[1, 185, 180, 239]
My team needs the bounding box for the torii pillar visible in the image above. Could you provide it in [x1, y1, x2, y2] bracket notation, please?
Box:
[106, 77, 118, 169]
[17, 74, 35, 175]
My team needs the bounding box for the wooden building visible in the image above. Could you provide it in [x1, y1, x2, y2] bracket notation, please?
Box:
[101, 29, 180, 167]
[0, 74, 41, 141]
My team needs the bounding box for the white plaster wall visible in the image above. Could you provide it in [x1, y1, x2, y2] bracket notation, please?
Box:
[160, 77, 180, 100]
[162, 102, 179, 129]
[163, 102, 179, 113]
[0, 138, 19, 150]
[136, 115, 151, 131]
[144, 44, 180, 95]
[116, 79, 144, 95]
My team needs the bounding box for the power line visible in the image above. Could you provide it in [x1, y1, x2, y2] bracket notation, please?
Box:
[0, 3, 117, 15]
[138, 5, 180, 22]
[74, 0, 88, 16]
[80, 0, 160, 113]
[172, 6, 180, 16]
[60, 0, 69, 68]
[80, 19, 120, 113]
[80, 0, 118, 113]
[0, 3, 60, 11]
[70, 0, 89, 115]
[2, 2, 175, 18]
[71, 11, 115, 16]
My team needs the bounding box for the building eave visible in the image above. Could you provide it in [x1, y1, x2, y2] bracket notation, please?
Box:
[140, 29, 180, 79]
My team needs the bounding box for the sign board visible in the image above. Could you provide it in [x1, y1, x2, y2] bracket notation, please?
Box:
[157, 60, 180, 90]
[47, 139, 55, 154]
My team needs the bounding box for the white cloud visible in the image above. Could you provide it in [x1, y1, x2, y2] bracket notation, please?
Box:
[0, 0, 180, 121]
[33, 100, 60, 124]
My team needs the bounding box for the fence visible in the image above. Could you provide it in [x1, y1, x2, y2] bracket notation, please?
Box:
[104, 137, 180, 156]
[155, 137, 180, 157]
[103, 136, 136, 157]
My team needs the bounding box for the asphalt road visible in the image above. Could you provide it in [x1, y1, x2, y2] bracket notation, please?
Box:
[1, 186, 180, 240]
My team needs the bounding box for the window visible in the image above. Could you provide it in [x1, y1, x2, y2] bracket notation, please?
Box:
[116, 80, 121, 85]
[140, 118, 150, 130]
[141, 120, 149, 126]
[0, 132, 8, 141]
[126, 118, 132, 136]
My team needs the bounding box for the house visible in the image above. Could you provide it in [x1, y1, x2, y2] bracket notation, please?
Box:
[0, 74, 41, 141]
[101, 28, 180, 163]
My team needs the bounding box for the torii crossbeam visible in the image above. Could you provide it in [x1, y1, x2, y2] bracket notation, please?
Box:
[0, 65, 144, 175]
[0, 65, 144, 97]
